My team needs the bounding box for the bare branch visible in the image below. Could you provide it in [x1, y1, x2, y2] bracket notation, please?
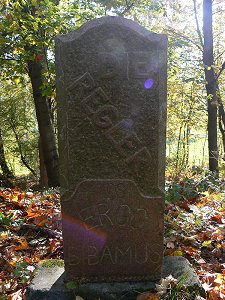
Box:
[118, 2, 134, 16]
[193, 0, 204, 49]
[166, 26, 203, 52]
[216, 61, 225, 80]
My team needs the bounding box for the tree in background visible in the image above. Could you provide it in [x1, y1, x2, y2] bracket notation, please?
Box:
[1, 0, 61, 186]
[193, 0, 225, 174]
[0, 79, 38, 177]
[1, 0, 225, 181]
[0, 0, 104, 186]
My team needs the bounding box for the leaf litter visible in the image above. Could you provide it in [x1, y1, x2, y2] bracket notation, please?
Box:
[0, 187, 62, 299]
[0, 173, 224, 299]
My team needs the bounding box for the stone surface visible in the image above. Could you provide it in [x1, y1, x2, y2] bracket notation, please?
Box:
[56, 16, 167, 282]
[162, 256, 201, 287]
[26, 260, 73, 300]
[26, 257, 201, 300]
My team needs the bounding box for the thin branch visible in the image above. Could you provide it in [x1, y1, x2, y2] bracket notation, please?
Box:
[215, 61, 225, 80]
[193, 0, 204, 49]
[215, 49, 225, 62]
[118, 2, 134, 16]
[166, 26, 203, 52]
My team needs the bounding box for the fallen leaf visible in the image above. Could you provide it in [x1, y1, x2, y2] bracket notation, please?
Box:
[197, 258, 206, 264]
[166, 241, 175, 248]
[137, 292, 160, 300]
[172, 250, 183, 256]
[13, 237, 28, 251]
[214, 274, 224, 285]
[0, 231, 8, 239]
[8, 289, 24, 300]
[210, 214, 223, 224]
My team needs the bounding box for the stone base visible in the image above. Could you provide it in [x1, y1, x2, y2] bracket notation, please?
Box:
[26, 256, 201, 300]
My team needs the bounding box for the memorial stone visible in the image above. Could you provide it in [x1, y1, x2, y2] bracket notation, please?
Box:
[56, 16, 167, 282]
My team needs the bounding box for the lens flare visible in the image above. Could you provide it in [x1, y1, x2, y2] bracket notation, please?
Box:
[144, 78, 154, 89]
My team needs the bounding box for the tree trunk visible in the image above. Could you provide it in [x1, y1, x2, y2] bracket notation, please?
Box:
[39, 137, 48, 188]
[27, 60, 59, 187]
[203, 0, 218, 173]
[0, 129, 14, 178]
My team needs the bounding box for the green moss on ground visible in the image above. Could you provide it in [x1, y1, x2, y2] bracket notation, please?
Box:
[41, 259, 64, 268]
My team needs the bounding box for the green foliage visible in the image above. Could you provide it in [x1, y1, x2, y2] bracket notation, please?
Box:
[195, 173, 225, 193]
[0, 79, 38, 175]
[0, 0, 106, 177]
[0, 212, 13, 227]
[65, 281, 78, 290]
[165, 178, 198, 203]
[41, 259, 64, 268]
[13, 260, 31, 286]
[0, 0, 225, 176]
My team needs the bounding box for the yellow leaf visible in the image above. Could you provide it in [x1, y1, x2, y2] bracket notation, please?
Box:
[13, 237, 28, 251]
[214, 274, 224, 285]
[9, 260, 16, 266]
[0, 231, 8, 239]
[172, 250, 183, 256]
[14, 77, 20, 84]
[202, 240, 212, 247]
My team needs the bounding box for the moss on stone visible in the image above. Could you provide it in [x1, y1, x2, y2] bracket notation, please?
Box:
[40, 259, 64, 268]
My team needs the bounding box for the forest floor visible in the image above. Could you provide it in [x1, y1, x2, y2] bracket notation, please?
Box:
[0, 172, 224, 300]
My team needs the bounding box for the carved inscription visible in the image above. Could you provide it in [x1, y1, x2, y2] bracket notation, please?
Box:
[68, 243, 161, 266]
[68, 71, 152, 167]
[72, 180, 158, 231]
[78, 202, 149, 230]
[98, 52, 156, 79]
[56, 16, 167, 282]
[87, 243, 161, 266]
[63, 180, 164, 278]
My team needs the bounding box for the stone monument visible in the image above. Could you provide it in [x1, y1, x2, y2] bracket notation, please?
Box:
[56, 16, 167, 283]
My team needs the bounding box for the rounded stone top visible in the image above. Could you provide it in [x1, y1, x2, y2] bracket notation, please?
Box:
[56, 16, 167, 46]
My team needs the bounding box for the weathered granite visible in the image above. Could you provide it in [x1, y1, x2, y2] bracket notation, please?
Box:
[26, 260, 73, 300]
[56, 16, 167, 282]
[26, 257, 201, 300]
[162, 256, 201, 286]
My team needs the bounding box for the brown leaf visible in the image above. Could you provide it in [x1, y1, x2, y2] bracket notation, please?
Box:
[13, 237, 28, 251]
[136, 292, 160, 300]
[210, 215, 223, 224]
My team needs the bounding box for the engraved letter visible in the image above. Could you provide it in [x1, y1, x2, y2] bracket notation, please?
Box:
[130, 208, 148, 229]
[68, 246, 80, 265]
[115, 246, 132, 264]
[105, 121, 143, 158]
[116, 204, 131, 226]
[79, 206, 100, 230]
[125, 147, 151, 166]
[88, 246, 99, 265]
[97, 203, 113, 226]
[67, 72, 95, 97]
[81, 87, 109, 115]
[135, 244, 148, 264]
[100, 246, 115, 264]
[98, 52, 120, 78]
[129, 52, 152, 78]
[149, 244, 161, 264]
[92, 105, 119, 129]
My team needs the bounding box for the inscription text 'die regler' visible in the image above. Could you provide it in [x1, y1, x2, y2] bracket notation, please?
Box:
[67, 71, 152, 169]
